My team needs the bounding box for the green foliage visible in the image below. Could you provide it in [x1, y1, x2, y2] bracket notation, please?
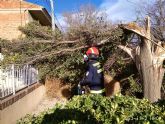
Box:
[37, 52, 85, 82]
[17, 94, 165, 124]
[0, 16, 149, 100]
[0, 20, 124, 83]
[18, 21, 62, 40]
[0, 40, 86, 83]
[0, 12, 149, 94]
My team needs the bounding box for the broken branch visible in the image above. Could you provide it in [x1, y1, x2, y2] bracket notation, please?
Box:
[118, 45, 134, 59]
[26, 38, 111, 64]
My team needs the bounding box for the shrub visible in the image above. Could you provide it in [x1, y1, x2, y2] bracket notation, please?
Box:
[17, 94, 165, 124]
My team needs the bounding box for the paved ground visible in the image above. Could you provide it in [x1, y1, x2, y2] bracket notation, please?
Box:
[31, 95, 67, 115]
[31, 79, 71, 115]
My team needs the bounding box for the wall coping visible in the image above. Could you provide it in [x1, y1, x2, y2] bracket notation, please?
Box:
[0, 82, 43, 110]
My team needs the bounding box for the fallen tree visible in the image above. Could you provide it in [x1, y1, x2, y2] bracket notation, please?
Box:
[2, 4, 164, 101]
[1, 16, 164, 102]
[119, 17, 165, 102]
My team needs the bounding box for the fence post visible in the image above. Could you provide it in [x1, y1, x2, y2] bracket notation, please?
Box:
[29, 65, 32, 85]
[27, 64, 29, 87]
[0, 67, 4, 97]
[12, 64, 15, 95]
[37, 69, 39, 83]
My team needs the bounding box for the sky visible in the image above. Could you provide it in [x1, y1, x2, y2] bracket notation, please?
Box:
[26, 0, 155, 29]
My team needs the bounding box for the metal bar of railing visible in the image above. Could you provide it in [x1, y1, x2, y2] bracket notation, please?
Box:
[0, 64, 38, 98]
[12, 64, 15, 95]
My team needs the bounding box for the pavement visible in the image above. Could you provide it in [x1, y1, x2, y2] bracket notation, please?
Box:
[31, 95, 67, 115]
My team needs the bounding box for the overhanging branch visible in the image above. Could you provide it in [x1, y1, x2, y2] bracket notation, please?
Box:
[120, 22, 165, 51]
[120, 23, 148, 39]
[26, 38, 111, 64]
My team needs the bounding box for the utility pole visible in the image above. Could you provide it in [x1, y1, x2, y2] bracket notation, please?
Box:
[50, 0, 55, 31]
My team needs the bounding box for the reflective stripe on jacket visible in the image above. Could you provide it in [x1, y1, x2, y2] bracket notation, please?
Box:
[90, 88, 105, 94]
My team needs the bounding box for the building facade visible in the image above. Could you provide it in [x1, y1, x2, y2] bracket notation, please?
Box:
[0, 0, 52, 40]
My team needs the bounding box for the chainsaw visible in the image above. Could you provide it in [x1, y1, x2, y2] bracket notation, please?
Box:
[77, 82, 85, 95]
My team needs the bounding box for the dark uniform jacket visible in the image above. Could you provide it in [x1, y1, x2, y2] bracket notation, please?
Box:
[80, 60, 104, 91]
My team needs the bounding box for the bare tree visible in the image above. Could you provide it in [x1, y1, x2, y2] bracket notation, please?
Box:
[63, 4, 113, 43]
[136, 0, 165, 41]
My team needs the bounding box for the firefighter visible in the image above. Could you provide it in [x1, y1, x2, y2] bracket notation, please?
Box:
[80, 46, 105, 96]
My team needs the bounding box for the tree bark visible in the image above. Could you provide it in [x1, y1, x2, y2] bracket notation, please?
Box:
[140, 38, 161, 102]
[140, 17, 164, 102]
[120, 17, 165, 102]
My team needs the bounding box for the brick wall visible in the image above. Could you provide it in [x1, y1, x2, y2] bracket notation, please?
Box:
[0, 0, 42, 40]
[0, 0, 41, 9]
[0, 10, 32, 40]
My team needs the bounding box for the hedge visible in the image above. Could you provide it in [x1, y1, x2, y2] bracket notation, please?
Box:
[17, 94, 165, 124]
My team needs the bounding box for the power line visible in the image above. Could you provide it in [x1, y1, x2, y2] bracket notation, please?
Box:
[54, 14, 65, 32]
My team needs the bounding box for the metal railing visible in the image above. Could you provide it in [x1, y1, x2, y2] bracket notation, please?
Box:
[0, 64, 38, 98]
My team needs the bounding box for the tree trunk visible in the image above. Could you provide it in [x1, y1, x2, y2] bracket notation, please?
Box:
[119, 17, 165, 102]
[140, 39, 163, 102]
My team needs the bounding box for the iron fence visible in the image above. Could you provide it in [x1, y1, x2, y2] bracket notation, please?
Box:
[0, 64, 38, 98]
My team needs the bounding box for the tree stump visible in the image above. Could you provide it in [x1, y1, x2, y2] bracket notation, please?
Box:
[104, 74, 121, 97]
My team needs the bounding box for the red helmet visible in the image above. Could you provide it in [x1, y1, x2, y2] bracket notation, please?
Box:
[86, 47, 99, 56]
